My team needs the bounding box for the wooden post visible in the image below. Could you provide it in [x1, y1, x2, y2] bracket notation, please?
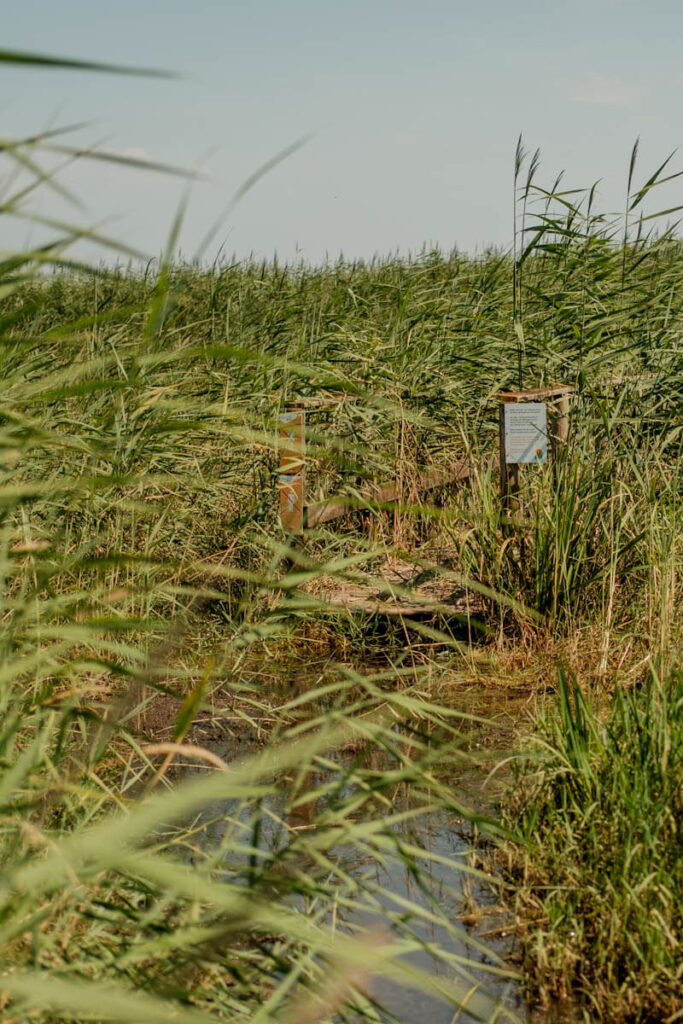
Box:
[549, 391, 570, 489]
[548, 390, 571, 461]
[498, 399, 519, 530]
[279, 405, 306, 535]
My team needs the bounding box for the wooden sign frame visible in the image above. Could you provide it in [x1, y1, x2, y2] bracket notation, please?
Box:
[495, 385, 573, 525]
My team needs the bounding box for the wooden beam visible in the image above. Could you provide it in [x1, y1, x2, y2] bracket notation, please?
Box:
[314, 594, 466, 618]
[495, 384, 574, 403]
[304, 458, 477, 529]
[284, 395, 362, 410]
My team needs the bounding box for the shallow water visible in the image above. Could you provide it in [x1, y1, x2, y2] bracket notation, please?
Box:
[196, 680, 578, 1024]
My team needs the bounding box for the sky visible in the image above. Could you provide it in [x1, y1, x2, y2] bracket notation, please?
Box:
[4, 0, 683, 265]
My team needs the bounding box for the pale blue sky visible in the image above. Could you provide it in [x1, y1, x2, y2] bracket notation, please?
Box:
[4, 0, 683, 263]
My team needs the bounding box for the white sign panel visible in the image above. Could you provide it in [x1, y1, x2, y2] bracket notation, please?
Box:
[504, 402, 547, 464]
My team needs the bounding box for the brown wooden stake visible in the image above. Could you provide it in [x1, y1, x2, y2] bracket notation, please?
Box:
[498, 400, 520, 533]
[551, 391, 571, 446]
[279, 405, 306, 535]
[498, 401, 510, 518]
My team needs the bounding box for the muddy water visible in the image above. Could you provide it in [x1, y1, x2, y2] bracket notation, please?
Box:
[198, 682, 578, 1024]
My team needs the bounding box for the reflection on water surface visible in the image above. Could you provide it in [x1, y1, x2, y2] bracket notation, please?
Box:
[190, 678, 578, 1024]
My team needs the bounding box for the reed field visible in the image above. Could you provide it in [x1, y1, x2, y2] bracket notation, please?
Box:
[0, 54, 681, 1024]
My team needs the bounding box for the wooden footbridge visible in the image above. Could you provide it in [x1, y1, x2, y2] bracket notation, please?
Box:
[277, 385, 574, 619]
[279, 386, 572, 531]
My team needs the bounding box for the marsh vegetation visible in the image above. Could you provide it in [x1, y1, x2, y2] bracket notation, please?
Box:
[0, 60, 680, 1024]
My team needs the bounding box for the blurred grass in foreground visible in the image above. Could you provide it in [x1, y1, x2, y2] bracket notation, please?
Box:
[0, 49, 521, 1024]
[499, 668, 682, 1023]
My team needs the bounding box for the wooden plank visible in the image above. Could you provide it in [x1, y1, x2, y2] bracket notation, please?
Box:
[495, 384, 573, 402]
[305, 458, 476, 529]
[305, 573, 482, 619]
[284, 395, 361, 410]
[602, 374, 654, 388]
[279, 409, 306, 534]
[317, 595, 461, 617]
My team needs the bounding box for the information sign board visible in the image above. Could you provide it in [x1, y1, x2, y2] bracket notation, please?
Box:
[504, 402, 547, 464]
